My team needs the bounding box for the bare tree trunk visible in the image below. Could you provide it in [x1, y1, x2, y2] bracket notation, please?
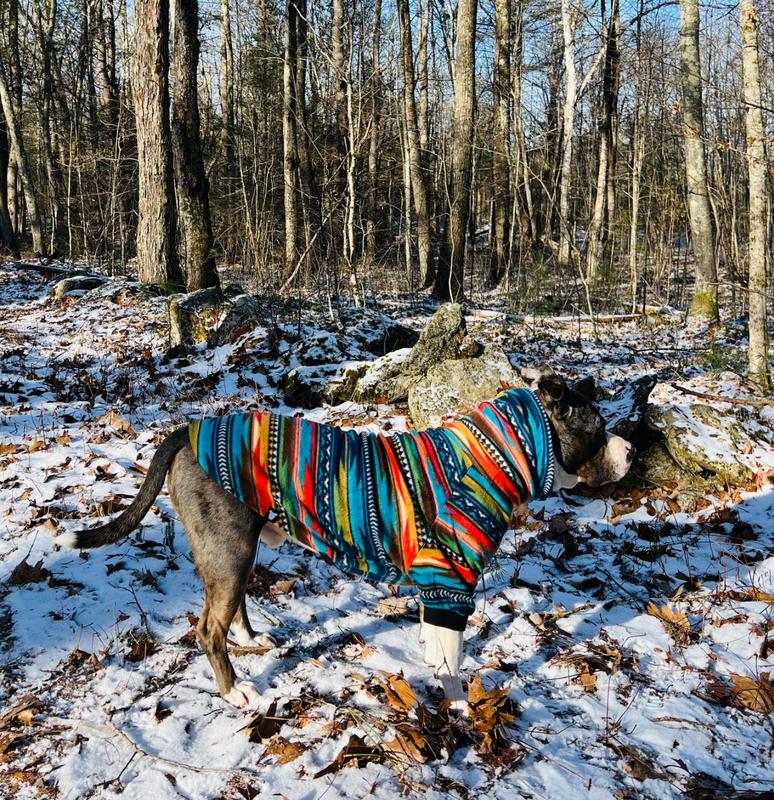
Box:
[0, 111, 16, 252]
[585, 0, 619, 281]
[628, 0, 646, 308]
[512, 0, 534, 244]
[398, 0, 432, 287]
[33, 0, 67, 255]
[740, 0, 769, 385]
[0, 63, 46, 255]
[558, 0, 579, 269]
[488, 0, 510, 285]
[282, 0, 300, 285]
[171, 0, 219, 290]
[679, 0, 718, 320]
[365, 0, 382, 263]
[434, 0, 477, 301]
[219, 0, 236, 262]
[132, 0, 182, 286]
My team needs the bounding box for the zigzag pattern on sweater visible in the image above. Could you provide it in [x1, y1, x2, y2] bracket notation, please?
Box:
[189, 388, 554, 617]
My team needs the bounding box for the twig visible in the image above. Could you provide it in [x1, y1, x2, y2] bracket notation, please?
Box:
[670, 383, 772, 408]
[44, 714, 264, 778]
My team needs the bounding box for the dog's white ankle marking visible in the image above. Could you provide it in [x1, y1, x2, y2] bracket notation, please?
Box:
[231, 619, 275, 649]
[424, 623, 467, 714]
[223, 680, 261, 709]
[54, 531, 78, 550]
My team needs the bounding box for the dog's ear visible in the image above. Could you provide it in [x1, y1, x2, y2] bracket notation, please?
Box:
[521, 366, 570, 416]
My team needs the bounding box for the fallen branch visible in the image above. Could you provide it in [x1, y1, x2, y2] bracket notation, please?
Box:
[11, 262, 96, 278]
[43, 713, 264, 778]
[670, 383, 772, 408]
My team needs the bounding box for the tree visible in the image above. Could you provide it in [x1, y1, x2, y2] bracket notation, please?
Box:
[132, 0, 182, 286]
[739, 0, 769, 386]
[434, 0, 477, 301]
[679, 0, 717, 320]
[171, 0, 219, 290]
[488, 0, 511, 285]
[398, 0, 432, 287]
[282, 0, 300, 284]
[0, 62, 45, 255]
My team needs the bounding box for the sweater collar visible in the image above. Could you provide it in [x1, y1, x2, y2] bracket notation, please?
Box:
[493, 388, 556, 500]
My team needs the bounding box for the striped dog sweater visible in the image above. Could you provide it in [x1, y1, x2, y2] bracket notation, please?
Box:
[189, 389, 554, 619]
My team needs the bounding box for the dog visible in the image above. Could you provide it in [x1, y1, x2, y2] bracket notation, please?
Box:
[57, 366, 634, 713]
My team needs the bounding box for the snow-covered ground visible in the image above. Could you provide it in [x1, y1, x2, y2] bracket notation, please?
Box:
[1, 263, 773, 799]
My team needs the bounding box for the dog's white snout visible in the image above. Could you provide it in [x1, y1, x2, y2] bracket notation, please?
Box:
[606, 434, 634, 479]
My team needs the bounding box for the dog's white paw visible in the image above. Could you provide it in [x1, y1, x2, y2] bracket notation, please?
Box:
[231, 625, 276, 649]
[448, 697, 468, 716]
[223, 681, 261, 709]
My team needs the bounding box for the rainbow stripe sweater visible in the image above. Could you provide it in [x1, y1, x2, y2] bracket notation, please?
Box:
[189, 389, 554, 618]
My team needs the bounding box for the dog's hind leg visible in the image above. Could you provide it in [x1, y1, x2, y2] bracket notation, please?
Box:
[168, 447, 265, 708]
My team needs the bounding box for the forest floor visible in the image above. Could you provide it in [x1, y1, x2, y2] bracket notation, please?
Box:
[1, 262, 773, 800]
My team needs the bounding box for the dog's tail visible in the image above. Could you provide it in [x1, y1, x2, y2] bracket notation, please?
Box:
[57, 427, 190, 549]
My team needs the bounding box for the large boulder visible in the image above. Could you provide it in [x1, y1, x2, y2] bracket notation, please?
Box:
[646, 402, 754, 487]
[351, 349, 413, 403]
[211, 294, 264, 346]
[81, 279, 165, 304]
[408, 345, 520, 429]
[50, 274, 108, 299]
[378, 303, 467, 401]
[168, 287, 225, 346]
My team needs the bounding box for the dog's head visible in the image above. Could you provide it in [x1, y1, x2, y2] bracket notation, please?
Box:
[520, 367, 634, 489]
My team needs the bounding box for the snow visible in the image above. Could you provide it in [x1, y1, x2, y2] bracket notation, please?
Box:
[1, 263, 773, 798]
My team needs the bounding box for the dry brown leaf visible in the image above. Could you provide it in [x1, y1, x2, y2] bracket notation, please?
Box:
[26, 439, 47, 453]
[55, 431, 71, 446]
[0, 443, 20, 456]
[727, 588, 774, 604]
[729, 672, 774, 713]
[7, 559, 50, 586]
[101, 409, 137, 438]
[313, 734, 385, 778]
[264, 736, 305, 764]
[384, 726, 428, 764]
[376, 596, 411, 616]
[646, 602, 691, 645]
[0, 696, 44, 728]
[377, 672, 416, 712]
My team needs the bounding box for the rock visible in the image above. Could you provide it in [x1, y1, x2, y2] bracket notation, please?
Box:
[646, 402, 754, 487]
[623, 441, 719, 505]
[323, 363, 370, 405]
[281, 364, 353, 409]
[50, 274, 108, 299]
[352, 349, 413, 402]
[408, 345, 519, 429]
[168, 287, 225, 346]
[297, 331, 347, 365]
[383, 303, 467, 401]
[81, 280, 165, 304]
[338, 306, 419, 356]
[212, 294, 264, 346]
[601, 374, 658, 442]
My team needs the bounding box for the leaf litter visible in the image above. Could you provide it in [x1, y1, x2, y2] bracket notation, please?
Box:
[1, 263, 774, 797]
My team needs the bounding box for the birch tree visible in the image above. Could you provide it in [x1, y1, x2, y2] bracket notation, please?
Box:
[739, 0, 769, 385]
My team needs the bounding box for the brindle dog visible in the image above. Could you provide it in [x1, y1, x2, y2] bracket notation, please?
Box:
[58, 367, 634, 712]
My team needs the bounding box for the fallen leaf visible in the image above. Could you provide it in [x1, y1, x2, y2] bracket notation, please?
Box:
[7, 559, 50, 586]
[729, 672, 774, 713]
[0, 443, 20, 456]
[313, 734, 385, 778]
[376, 672, 416, 713]
[264, 736, 305, 764]
[646, 602, 692, 645]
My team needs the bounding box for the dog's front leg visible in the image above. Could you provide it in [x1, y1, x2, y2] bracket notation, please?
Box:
[424, 622, 466, 714]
